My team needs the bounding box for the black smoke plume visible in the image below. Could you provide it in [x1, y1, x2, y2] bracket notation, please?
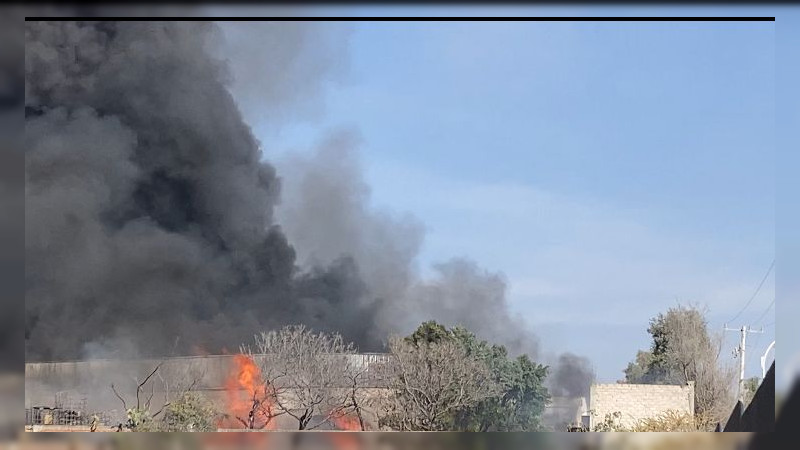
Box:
[548, 353, 596, 399]
[25, 21, 380, 360]
[25, 20, 595, 401]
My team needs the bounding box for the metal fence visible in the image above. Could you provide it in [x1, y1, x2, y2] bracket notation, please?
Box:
[25, 407, 114, 427]
[25, 390, 115, 428]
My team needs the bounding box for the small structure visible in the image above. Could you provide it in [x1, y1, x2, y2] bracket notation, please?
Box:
[542, 396, 589, 431]
[588, 381, 694, 430]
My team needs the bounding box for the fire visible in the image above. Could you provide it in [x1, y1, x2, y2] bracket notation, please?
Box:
[330, 434, 361, 450]
[329, 415, 363, 450]
[233, 354, 259, 391]
[332, 414, 363, 431]
[219, 354, 278, 430]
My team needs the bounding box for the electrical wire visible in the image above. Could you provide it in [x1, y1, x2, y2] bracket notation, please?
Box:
[727, 259, 774, 325]
[752, 299, 775, 327]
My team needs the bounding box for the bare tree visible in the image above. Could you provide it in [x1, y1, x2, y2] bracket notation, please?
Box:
[109, 359, 207, 431]
[377, 336, 500, 431]
[110, 361, 166, 431]
[218, 353, 284, 430]
[235, 382, 283, 430]
[336, 362, 376, 430]
[244, 325, 363, 430]
[624, 304, 737, 430]
[658, 306, 736, 429]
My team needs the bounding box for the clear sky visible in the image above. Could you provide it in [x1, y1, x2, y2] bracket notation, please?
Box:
[235, 13, 782, 384]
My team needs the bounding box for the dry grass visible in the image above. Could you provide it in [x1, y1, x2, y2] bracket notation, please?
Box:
[593, 409, 715, 432]
[629, 410, 696, 432]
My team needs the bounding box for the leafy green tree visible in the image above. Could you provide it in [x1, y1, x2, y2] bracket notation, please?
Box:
[624, 350, 657, 384]
[406, 320, 451, 346]
[456, 353, 550, 431]
[402, 321, 550, 431]
[163, 392, 217, 431]
[623, 305, 736, 430]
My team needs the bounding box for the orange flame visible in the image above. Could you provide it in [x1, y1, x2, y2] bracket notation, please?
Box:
[332, 414, 363, 431]
[219, 354, 277, 430]
[329, 415, 363, 450]
[330, 435, 361, 450]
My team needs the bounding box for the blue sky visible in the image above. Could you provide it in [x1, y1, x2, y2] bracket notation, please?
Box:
[231, 13, 785, 384]
[775, 6, 800, 394]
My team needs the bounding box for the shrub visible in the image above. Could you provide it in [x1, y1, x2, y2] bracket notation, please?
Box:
[163, 392, 218, 432]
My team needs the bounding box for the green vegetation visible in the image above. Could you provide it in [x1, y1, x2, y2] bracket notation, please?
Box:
[163, 392, 218, 432]
[623, 305, 735, 430]
[405, 321, 550, 431]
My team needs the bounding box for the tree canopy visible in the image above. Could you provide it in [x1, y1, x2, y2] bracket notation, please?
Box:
[623, 305, 735, 430]
[399, 321, 550, 431]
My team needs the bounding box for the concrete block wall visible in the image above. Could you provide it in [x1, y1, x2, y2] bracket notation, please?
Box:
[589, 382, 694, 429]
[26, 355, 392, 430]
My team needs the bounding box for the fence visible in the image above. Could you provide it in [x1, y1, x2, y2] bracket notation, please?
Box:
[25, 390, 116, 428]
[718, 361, 775, 432]
[25, 407, 114, 427]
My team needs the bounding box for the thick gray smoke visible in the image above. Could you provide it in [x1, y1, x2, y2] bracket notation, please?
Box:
[547, 353, 596, 399]
[275, 135, 539, 357]
[25, 20, 595, 399]
[210, 22, 350, 129]
[25, 21, 378, 360]
[273, 131, 596, 390]
[275, 132, 424, 339]
[1, 9, 24, 373]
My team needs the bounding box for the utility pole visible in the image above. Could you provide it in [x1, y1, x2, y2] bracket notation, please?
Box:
[724, 324, 764, 404]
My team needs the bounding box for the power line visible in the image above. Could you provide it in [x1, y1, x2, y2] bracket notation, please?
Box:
[727, 259, 774, 325]
[752, 299, 775, 327]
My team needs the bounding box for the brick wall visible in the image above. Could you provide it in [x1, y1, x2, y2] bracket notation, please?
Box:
[589, 382, 694, 429]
